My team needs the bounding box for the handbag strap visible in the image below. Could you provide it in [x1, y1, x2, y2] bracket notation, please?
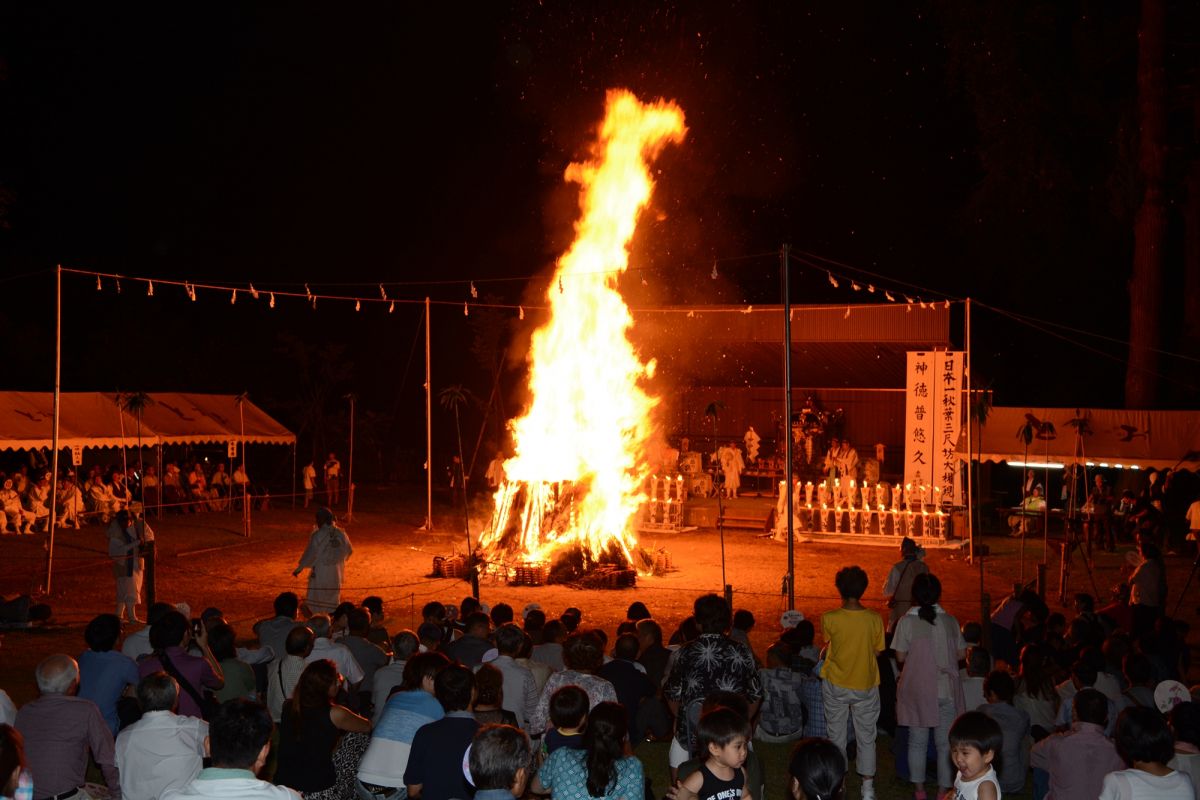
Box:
[158, 651, 206, 711]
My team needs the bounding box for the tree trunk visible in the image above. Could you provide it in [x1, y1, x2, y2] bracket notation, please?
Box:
[1125, 0, 1167, 408]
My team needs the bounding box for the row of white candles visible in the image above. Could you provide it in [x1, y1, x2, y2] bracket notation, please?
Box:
[778, 478, 943, 511]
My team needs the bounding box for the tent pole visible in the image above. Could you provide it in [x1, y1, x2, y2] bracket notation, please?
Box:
[422, 297, 433, 531]
[157, 440, 163, 519]
[346, 393, 355, 522]
[782, 244, 795, 610]
[967, 298, 980, 587]
[291, 441, 297, 510]
[45, 265, 62, 594]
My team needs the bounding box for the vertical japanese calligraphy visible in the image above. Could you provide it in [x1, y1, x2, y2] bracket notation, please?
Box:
[904, 351, 964, 506]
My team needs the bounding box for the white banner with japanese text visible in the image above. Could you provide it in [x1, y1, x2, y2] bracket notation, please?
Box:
[904, 351, 964, 505]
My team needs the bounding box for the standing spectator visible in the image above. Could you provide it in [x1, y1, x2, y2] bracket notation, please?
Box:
[108, 509, 146, 624]
[274, 660, 371, 799]
[356, 652, 450, 798]
[671, 706, 751, 800]
[1089, 475, 1115, 552]
[530, 632, 618, 736]
[663, 594, 763, 781]
[342, 609, 389, 711]
[293, 509, 353, 615]
[598, 633, 654, 742]
[883, 538, 929, 631]
[115, 673, 209, 800]
[78, 613, 139, 736]
[467, 724, 534, 800]
[820, 566, 885, 800]
[160, 698, 297, 800]
[254, 592, 300, 661]
[445, 612, 492, 669]
[138, 611, 224, 720]
[403, 665, 479, 800]
[1030, 688, 1122, 800]
[491, 624, 540, 730]
[15, 654, 121, 800]
[268, 625, 314, 723]
[756, 643, 805, 744]
[893, 572, 966, 800]
[1100, 706, 1195, 799]
[979, 671, 1031, 795]
[303, 462, 317, 508]
[371, 631, 420, 725]
[324, 453, 341, 506]
[534, 702, 644, 800]
[1130, 537, 1167, 632]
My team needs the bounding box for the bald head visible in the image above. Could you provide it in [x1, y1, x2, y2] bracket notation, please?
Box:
[36, 654, 79, 695]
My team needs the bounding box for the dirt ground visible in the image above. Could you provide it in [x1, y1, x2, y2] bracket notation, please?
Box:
[1, 487, 1197, 706]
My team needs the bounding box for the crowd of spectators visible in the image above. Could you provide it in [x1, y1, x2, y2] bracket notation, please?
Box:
[0, 561, 1198, 800]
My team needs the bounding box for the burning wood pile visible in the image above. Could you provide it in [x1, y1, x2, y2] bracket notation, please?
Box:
[475, 90, 686, 585]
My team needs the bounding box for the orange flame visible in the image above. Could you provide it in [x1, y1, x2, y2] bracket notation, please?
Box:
[479, 90, 686, 568]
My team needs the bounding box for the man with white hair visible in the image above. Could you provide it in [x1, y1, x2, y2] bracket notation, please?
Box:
[15, 653, 121, 799]
[0, 478, 35, 534]
[303, 613, 364, 688]
[116, 672, 209, 800]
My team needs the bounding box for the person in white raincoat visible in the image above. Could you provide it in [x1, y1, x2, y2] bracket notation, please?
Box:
[293, 507, 353, 614]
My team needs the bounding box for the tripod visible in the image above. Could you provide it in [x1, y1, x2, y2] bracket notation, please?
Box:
[1058, 515, 1101, 604]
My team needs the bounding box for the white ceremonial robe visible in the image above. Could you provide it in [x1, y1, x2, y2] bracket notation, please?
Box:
[297, 523, 353, 614]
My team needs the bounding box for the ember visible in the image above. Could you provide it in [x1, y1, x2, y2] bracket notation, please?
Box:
[477, 90, 686, 576]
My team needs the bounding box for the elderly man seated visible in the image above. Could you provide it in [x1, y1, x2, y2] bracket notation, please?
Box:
[1008, 485, 1047, 538]
[89, 474, 119, 524]
[26, 473, 52, 532]
[1, 478, 35, 534]
[15, 653, 121, 800]
[57, 472, 85, 530]
[116, 672, 209, 800]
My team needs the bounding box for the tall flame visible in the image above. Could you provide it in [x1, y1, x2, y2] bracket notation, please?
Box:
[479, 90, 686, 568]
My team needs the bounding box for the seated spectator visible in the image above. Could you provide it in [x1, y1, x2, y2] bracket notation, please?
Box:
[598, 632, 654, 742]
[1054, 660, 1116, 735]
[208, 623, 256, 704]
[403, 665, 479, 800]
[1, 478, 35, 534]
[560, 607, 582, 634]
[780, 619, 820, 669]
[0, 723, 29, 800]
[979, 670, 1031, 795]
[304, 614, 365, 691]
[361, 596, 391, 651]
[138, 610, 224, 719]
[15, 654, 120, 800]
[524, 607, 546, 645]
[1121, 652, 1158, 709]
[115, 672, 209, 800]
[1168, 702, 1200, 791]
[1031, 688, 1122, 800]
[756, 643, 805, 743]
[491, 623, 539, 730]
[467, 723, 534, 800]
[122, 602, 175, 662]
[417, 622, 445, 654]
[533, 702, 643, 800]
[356, 651, 450, 798]
[254, 592, 301, 661]
[529, 632, 617, 735]
[627, 602, 651, 622]
[515, 632, 552, 694]
[268, 625, 314, 723]
[532, 620, 566, 672]
[787, 737, 847, 800]
[544, 685, 588, 756]
[371, 631, 419, 725]
[961, 647, 990, 712]
[1014, 644, 1059, 741]
[473, 664, 518, 727]
[422, 602, 451, 642]
[343, 608, 389, 714]
[731, 609, 755, 648]
[275, 659, 371, 798]
[445, 612, 492, 668]
[78, 613, 139, 736]
[160, 698, 295, 800]
[1100, 706, 1195, 799]
[635, 619, 670, 687]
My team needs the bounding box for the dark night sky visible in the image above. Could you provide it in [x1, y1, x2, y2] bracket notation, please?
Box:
[0, 2, 1194, 472]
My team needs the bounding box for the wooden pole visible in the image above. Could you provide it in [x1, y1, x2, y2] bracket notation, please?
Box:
[45, 265, 62, 594]
[346, 393, 355, 521]
[782, 244, 795, 609]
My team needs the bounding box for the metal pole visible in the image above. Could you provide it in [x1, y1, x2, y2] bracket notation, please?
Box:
[346, 394, 355, 521]
[423, 297, 433, 530]
[782, 244, 795, 609]
[291, 441, 297, 510]
[238, 396, 249, 537]
[46, 265, 62, 594]
[968, 298, 982, 596]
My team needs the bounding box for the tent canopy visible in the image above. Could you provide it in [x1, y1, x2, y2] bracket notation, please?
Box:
[960, 406, 1200, 470]
[0, 392, 295, 451]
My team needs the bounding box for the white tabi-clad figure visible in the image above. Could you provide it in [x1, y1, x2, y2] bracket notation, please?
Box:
[89, 478, 118, 523]
[743, 427, 761, 463]
[108, 508, 148, 623]
[485, 453, 506, 491]
[27, 474, 52, 531]
[57, 475, 84, 529]
[1, 479, 35, 534]
[293, 507, 353, 615]
[718, 442, 745, 498]
[836, 441, 860, 482]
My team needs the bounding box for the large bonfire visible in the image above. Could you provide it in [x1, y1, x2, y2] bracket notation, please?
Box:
[476, 90, 686, 579]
